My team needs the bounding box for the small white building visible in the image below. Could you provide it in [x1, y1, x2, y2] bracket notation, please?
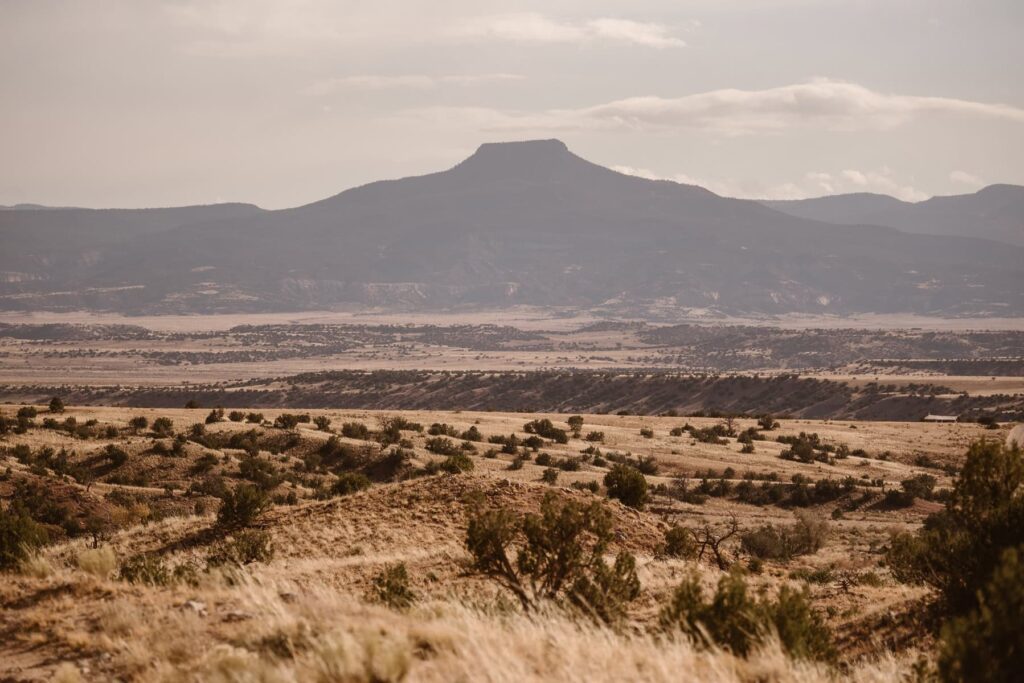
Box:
[922, 414, 958, 423]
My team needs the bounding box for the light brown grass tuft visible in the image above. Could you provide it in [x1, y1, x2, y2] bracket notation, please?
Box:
[76, 546, 117, 578]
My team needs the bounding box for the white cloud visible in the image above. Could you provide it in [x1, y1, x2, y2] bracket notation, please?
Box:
[165, 4, 686, 55]
[777, 168, 927, 201]
[610, 165, 658, 179]
[585, 18, 686, 48]
[611, 165, 748, 198]
[455, 13, 685, 48]
[805, 172, 836, 195]
[303, 73, 523, 96]
[416, 79, 1024, 137]
[949, 170, 985, 188]
[841, 169, 868, 186]
[840, 169, 928, 201]
[576, 79, 1024, 135]
[611, 165, 929, 201]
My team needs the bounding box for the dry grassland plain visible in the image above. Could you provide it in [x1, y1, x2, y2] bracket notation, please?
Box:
[0, 311, 1020, 681]
[1, 400, 1015, 681]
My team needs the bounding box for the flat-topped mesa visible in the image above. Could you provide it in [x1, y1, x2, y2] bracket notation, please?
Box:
[450, 139, 591, 181]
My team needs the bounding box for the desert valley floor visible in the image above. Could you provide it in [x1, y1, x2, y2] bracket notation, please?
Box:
[0, 313, 1021, 681]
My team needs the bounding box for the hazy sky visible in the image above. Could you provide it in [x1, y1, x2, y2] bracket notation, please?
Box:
[2, 0, 1023, 208]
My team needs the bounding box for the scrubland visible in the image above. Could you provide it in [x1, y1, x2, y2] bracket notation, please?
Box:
[2, 402, 1018, 681]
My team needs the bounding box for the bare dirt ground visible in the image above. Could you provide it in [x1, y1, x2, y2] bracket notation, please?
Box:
[1, 402, 1007, 681]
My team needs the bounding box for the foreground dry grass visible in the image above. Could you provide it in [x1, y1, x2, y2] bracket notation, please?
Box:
[2, 406, 988, 681]
[4, 567, 918, 683]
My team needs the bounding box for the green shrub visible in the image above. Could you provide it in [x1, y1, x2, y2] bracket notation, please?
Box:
[0, 503, 48, 570]
[152, 417, 174, 436]
[208, 530, 274, 567]
[659, 569, 834, 661]
[567, 416, 584, 435]
[425, 436, 460, 456]
[428, 423, 458, 437]
[341, 421, 371, 439]
[886, 440, 1023, 616]
[372, 562, 417, 610]
[332, 472, 372, 496]
[663, 525, 697, 559]
[228, 411, 245, 422]
[48, 397, 65, 413]
[769, 583, 836, 660]
[792, 509, 830, 553]
[313, 415, 332, 431]
[887, 473, 938, 507]
[459, 425, 483, 442]
[541, 468, 559, 484]
[741, 525, 794, 560]
[274, 413, 301, 430]
[636, 455, 659, 475]
[499, 434, 520, 454]
[604, 464, 648, 509]
[742, 511, 829, 560]
[238, 456, 281, 491]
[119, 553, 171, 586]
[789, 567, 834, 585]
[523, 419, 568, 444]
[216, 484, 270, 528]
[191, 453, 219, 475]
[523, 435, 544, 451]
[557, 457, 581, 472]
[440, 452, 474, 474]
[364, 448, 413, 482]
[937, 546, 1024, 683]
[465, 493, 640, 623]
[103, 444, 129, 467]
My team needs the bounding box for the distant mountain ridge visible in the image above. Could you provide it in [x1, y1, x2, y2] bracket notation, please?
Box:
[1, 140, 1021, 318]
[762, 184, 1024, 246]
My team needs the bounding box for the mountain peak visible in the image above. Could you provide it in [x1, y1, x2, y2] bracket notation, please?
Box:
[472, 138, 569, 157]
[453, 139, 585, 180]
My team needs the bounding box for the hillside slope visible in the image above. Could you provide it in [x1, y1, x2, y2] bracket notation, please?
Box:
[763, 184, 1024, 246]
[2, 141, 1021, 317]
